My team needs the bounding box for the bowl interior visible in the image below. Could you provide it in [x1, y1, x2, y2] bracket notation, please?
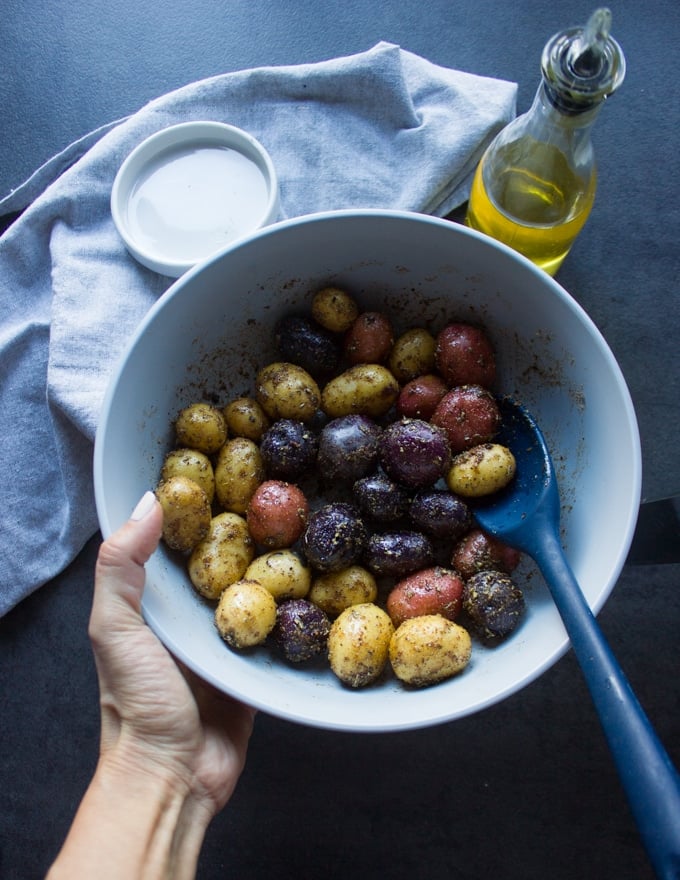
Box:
[94, 210, 641, 732]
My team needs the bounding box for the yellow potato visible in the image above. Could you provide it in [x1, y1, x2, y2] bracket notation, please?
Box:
[255, 362, 321, 422]
[308, 565, 378, 617]
[321, 364, 399, 418]
[311, 286, 359, 332]
[155, 475, 211, 553]
[389, 615, 472, 687]
[188, 512, 255, 600]
[160, 448, 215, 504]
[214, 438, 265, 514]
[223, 397, 270, 442]
[174, 402, 227, 454]
[244, 550, 311, 601]
[388, 328, 437, 383]
[215, 579, 277, 649]
[327, 603, 394, 688]
[446, 443, 517, 497]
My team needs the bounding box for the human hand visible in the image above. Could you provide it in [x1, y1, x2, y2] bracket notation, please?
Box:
[89, 490, 256, 818]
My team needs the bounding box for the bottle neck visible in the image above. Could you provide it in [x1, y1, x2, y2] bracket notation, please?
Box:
[531, 80, 603, 133]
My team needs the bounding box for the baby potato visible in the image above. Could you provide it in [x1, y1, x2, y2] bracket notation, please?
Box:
[160, 448, 215, 504]
[215, 579, 277, 649]
[155, 475, 211, 553]
[386, 567, 464, 628]
[247, 480, 309, 549]
[321, 364, 399, 419]
[435, 322, 496, 388]
[245, 550, 312, 601]
[389, 615, 472, 687]
[396, 373, 448, 420]
[308, 565, 378, 617]
[344, 311, 394, 365]
[311, 286, 359, 333]
[446, 443, 516, 498]
[388, 328, 437, 383]
[188, 512, 255, 600]
[223, 397, 270, 442]
[214, 438, 265, 514]
[327, 603, 394, 688]
[255, 362, 321, 423]
[175, 402, 227, 454]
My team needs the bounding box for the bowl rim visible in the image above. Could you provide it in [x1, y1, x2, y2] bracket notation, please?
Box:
[94, 208, 642, 731]
[110, 120, 280, 277]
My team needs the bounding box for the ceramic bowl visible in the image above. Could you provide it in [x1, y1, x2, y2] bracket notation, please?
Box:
[94, 210, 641, 732]
[111, 121, 279, 277]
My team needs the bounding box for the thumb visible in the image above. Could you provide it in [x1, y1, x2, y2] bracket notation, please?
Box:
[92, 492, 164, 625]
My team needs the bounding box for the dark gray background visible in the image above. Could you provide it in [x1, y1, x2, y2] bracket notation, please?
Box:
[1, 1, 679, 878]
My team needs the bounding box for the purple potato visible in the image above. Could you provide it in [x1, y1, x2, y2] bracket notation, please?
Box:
[379, 418, 451, 488]
[353, 472, 411, 522]
[409, 490, 472, 540]
[260, 419, 318, 480]
[317, 415, 382, 483]
[273, 599, 331, 663]
[302, 502, 368, 572]
[275, 315, 341, 379]
[462, 570, 525, 641]
[365, 530, 434, 578]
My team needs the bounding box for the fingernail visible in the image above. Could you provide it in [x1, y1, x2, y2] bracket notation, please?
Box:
[130, 491, 157, 521]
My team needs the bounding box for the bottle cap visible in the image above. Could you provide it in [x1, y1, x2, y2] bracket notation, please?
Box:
[541, 8, 626, 114]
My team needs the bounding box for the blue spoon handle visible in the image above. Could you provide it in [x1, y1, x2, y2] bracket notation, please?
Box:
[530, 525, 680, 879]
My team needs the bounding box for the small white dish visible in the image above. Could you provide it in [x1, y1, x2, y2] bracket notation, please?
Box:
[111, 121, 280, 277]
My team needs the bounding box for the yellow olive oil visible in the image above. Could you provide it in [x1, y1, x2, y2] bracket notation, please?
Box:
[466, 138, 596, 276]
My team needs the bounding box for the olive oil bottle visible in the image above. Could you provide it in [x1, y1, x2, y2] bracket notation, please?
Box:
[466, 8, 625, 275]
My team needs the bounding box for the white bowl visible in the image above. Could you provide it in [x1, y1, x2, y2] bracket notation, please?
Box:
[111, 121, 280, 277]
[94, 210, 641, 732]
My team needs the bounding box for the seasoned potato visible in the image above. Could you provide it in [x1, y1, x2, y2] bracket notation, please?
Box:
[214, 438, 265, 514]
[431, 384, 501, 453]
[435, 322, 496, 388]
[311, 286, 359, 333]
[223, 397, 270, 442]
[462, 570, 525, 641]
[175, 402, 227, 454]
[344, 311, 394, 365]
[386, 567, 464, 627]
[155, 475, 211, 552]
[321, 364, 399, 418]
[388, 328, 437, 383]
[446, 443, 516, 497]
[308, 565, 378, 617]
[327, 603, 394, 688]
[255, 362, 321, 423]
[160, 448, 215, 504]
[389, 615, 472, 687]
[246, 480, 309, 549]
[245, 550, 311, 601]
[188, 512, 255, 600]
[451, 529, 521, 579]
[396, 374, 448, 420]
[215, 579, 277, 649]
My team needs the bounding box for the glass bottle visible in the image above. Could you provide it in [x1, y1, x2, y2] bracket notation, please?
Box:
[465, 8, 626, 275]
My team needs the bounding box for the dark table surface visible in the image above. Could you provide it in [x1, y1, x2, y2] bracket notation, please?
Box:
[2, 2, 679, 878]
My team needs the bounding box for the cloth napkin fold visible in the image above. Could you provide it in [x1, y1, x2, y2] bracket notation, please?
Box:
[0, 41, 516, 616]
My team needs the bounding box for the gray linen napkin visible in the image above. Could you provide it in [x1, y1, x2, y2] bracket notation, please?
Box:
[0, 41, 516, 615]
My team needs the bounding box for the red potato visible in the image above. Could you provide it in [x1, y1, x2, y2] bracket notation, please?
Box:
[435, 323, 496, 388]
[451, 528, 521, 579]
[396, 374, 448, 420]
[344, 311, 394, 365]
[431, 384, 501, 453]
[386, 567, 464, 627]
[246, 480, 309, 549]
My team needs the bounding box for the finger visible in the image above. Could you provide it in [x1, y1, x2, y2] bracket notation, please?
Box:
[91, 491, 163, 629]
